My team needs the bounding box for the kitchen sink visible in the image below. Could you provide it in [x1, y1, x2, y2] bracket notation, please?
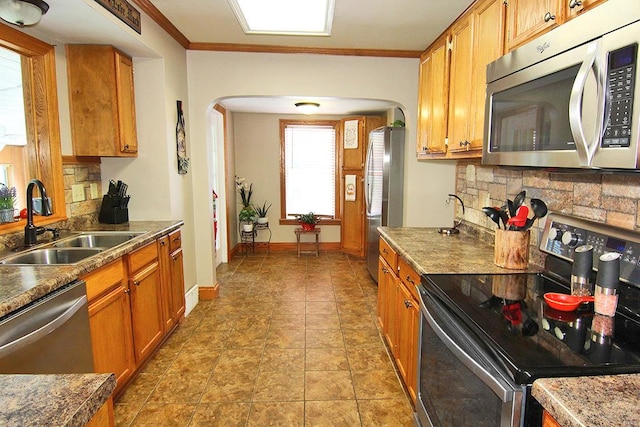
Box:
[0, 248, 104, 265]
[52, 231, 145, 249]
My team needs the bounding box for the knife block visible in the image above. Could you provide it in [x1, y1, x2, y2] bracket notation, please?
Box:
[98, 196, 129, 224]
[494, 229, 530, 269]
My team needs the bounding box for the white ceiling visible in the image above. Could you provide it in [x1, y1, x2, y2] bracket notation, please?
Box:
[149, 0, 474, 51]
[10, 0, 474, 115]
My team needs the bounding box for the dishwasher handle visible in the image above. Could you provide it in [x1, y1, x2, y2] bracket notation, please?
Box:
[0, 295, 87, 358]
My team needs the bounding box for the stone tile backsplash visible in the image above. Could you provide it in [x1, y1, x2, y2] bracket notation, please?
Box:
[455, 160, 640, 267]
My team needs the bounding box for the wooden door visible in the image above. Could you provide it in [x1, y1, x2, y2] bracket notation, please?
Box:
[425, 35, 450, 155]
[170, 247, 186, 321]
[341, 171, 365, 257]
[116, 51, 138, 155]
[129, 261, 164, 363]
[447, 13, 475, 153]
[566, 0, 606, 20]
[468, 0, 507, 151]
[157, 236, 175, 333]
[395, 282, 419, 403]
[88, 284, 135, 397]
[506, 0, 564, 51]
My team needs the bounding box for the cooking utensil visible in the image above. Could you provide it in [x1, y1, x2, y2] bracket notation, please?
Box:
[530, 198, 548, 220]
[482, 206, 502, 229]
[513, 190, 526, 211]
[498, 207, 510, 230]
[507, 199, 515, 218]
[544, 293, 594, 312]
[507, 206, 529, 229]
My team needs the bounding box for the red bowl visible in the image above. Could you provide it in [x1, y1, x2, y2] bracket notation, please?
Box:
[543, 293, 594, 312]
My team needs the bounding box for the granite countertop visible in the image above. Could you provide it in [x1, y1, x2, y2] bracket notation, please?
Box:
[379, 226, 640, 427]
[0, 373, 116, 426]
[377, 226, 542, 275]
[533, 374, 640, 426]
[0, 220, 183, 319]
[0, 220, 182, 426]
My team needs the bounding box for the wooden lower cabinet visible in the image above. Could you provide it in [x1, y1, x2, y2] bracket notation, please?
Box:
[86, 397, 114, 427]
[377, 238, 420, 402]
[542, 410, 562, 427]
[128, 243, 164, 364]
[84, 259, 135, 398]
[394, 281, 419, 401]
[158, 230, 186, 333]
[84, 230, 184, 398]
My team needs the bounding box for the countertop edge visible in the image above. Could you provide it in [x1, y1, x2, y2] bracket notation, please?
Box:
[0, 220, 184, 319]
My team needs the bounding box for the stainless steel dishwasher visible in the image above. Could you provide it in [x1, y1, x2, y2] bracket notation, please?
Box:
[0, 280, 94, 374]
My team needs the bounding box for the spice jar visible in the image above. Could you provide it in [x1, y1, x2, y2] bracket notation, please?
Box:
[571, 244, 593, 296]
[594, 252, 620, 317]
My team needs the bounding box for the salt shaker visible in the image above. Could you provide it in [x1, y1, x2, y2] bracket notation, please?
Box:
[571, 244, 593, 296]
[594, 252, 620, 317]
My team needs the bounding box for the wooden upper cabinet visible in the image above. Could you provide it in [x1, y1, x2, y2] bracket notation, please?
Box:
[446, 13, 475, 154]
[566, 0, 606, 20]
[506, 0, 564, 51]
[67, 45, 138, 157]
[416, 34, 449, 158]
[467, 0, 507, 153]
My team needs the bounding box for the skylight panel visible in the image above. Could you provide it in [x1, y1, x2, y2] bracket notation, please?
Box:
[228, 0, 335, 36]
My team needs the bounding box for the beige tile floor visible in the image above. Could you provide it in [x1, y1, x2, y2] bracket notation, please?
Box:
[114, 251, 414, 426]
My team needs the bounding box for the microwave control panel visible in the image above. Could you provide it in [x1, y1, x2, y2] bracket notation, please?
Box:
[602, 43, 637, 148]
[541, 213, 640, 286]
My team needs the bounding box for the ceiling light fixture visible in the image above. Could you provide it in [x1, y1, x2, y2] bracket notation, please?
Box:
[0, 0, 48, 27]
[295, 102, 320, 115]
[228, 0, 334, 36]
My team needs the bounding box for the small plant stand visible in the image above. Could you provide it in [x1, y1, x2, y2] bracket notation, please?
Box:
[294, 227, 320, 257]
[254, 222, 272, 253]
[240, 228, 255, 255]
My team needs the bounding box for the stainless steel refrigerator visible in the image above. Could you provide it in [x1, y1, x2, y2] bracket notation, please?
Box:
[365, 126, 405, 282]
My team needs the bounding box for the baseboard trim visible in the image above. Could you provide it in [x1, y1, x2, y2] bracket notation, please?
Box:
[184, 285, 199, 316]
[199, 283, 219, 300]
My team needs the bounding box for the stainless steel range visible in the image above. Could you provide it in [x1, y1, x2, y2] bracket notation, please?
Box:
[416, 213, 640, 427]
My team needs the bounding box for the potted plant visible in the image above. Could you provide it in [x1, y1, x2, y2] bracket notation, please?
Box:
[254, 201, 272, 224]
[235, 176, 253, 208]
[0, 184, 17, 223]
[239, 205, 256, 232]
[296, 212, 319, 231]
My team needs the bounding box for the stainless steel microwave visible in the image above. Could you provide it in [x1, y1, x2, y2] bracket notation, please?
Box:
[483, 0, 640, 170]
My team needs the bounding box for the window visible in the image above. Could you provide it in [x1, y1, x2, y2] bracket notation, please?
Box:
[280, 120, 339, 221]
[0, 23, 65, 234]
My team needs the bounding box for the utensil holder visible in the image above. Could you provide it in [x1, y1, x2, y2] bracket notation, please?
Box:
[99, 195, 129, 224]
[494, 229, 530, 269]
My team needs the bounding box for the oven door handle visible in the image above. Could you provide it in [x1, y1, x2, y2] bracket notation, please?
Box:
[421, 291, 516, 402]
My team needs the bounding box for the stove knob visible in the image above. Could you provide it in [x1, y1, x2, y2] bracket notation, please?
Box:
[562, 231, 582, 247]
[548, 228, 562, 241]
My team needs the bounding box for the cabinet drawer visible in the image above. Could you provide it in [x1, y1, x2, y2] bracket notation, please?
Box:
[379, 238, 398, 272]
[128, 241, 158, 273]
[82, 258, 125, 302]
[168, 229, 182, 253]
[398, 257, 420, 302]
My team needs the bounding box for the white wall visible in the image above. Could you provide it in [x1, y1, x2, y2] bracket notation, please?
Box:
[186, 51, 456, 285]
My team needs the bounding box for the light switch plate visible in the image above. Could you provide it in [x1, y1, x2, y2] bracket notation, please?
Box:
[90, 183, 99, 199]
[72, 184, 85, 202]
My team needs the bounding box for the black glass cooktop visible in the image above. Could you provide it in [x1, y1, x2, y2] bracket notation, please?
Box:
[421, 273, 640, 384]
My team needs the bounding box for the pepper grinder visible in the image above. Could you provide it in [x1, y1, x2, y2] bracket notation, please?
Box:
[594, 252, 620, 317]
[571, 244, 594, 296]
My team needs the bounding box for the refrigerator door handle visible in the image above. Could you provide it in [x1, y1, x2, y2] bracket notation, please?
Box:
[364, 140, 374, 215]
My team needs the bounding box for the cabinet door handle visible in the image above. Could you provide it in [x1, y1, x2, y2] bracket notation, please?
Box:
[171, 254, 178, 261]
[382, 267, 389, 274]
[133, 280, 140, 286]
[543, 11, 556, 22]
[404, 300, 412, 308]
[160, 241, 166, 246]
[124, 288, 131, 294]
[405, 275, 415, 285]
[569, 0, 582, 8]
[382, 248, 389, 254]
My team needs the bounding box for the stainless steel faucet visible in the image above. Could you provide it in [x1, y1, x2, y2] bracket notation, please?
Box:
[24, 179, 53, 247]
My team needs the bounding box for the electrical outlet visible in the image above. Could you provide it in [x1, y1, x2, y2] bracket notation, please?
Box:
[90, 183, 99, 199]
[72, 184, 85, 202]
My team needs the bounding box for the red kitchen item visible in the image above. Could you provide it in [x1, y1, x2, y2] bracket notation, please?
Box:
[544, 292, 594, 312]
